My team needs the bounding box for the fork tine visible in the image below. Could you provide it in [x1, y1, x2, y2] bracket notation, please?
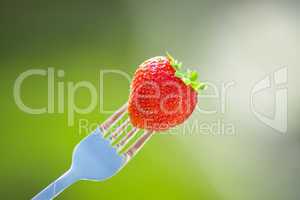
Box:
[125, 130, 153, 158]
[99, 103, 154, 159]
[117, 128, 139, 147]
[109, 119, 130, 140]
[100, 103, 127, 133]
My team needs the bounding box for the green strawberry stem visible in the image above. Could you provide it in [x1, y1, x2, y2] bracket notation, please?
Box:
[166, 52, 206, 92]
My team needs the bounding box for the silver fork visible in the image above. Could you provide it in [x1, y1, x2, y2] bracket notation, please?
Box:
[32, 104, 153, 200]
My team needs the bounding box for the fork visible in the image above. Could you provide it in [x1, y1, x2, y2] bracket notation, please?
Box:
[32, 103, 153, 200]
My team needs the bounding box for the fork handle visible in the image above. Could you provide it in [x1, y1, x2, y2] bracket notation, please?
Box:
[32, 169, 78, 200]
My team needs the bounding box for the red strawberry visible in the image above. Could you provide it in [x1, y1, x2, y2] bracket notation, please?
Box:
[128, 53, 205, 131]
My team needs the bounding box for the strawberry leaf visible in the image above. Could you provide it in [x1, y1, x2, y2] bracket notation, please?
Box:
[182, 77, 192, 85]
[166, 52, 206, 92]
[189, 71, 198, 81]
[175, 70, 185, 78]
[166, 51, 175, 63]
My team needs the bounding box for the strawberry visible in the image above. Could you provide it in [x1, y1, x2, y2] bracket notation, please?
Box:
[128, 53, 205, 131]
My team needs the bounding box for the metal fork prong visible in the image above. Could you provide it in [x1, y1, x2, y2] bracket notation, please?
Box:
[100, 104, 127, 133]
[111, 127, 137, 147]
[109, 119, 130, 140]
[117, 127, 139, 148]
[126, 130, 153, 158]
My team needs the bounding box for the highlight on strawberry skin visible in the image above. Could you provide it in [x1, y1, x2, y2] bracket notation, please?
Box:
[128, 53, 206, 132]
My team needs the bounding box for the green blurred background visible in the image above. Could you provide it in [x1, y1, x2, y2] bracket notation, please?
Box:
[0, 0, 299, 199]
